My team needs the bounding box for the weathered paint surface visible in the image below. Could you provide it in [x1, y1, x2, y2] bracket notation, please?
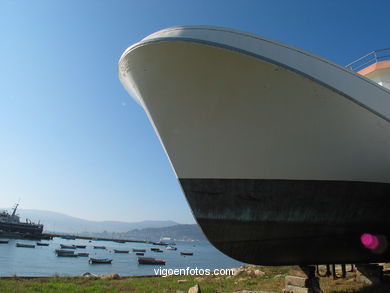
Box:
[180, 178, 390, 265]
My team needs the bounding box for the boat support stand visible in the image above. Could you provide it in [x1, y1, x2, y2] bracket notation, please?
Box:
[283, 265, 322, 293]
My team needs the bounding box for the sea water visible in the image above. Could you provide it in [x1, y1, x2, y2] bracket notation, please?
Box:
[0, 237, 243, 276]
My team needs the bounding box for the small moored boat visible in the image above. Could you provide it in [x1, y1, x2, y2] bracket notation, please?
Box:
[114, 249, 129, 253]
[166, 246, 177, 250]
[57, 251, 77, 257]
[89, 258, 112, 264]
[138, 257, 165, 265]
[136, 252, 144, 256]
[60, 244, 76, 249]
[0, 240, 9, 244]
[77, 252, 89, 257]
[76, 245, 86, 249]
[16, 243, 35, 248]
[132, 249, 146, 252]
[93, 245, 106, 249]
[152, 241, 169, 246]
[36, 242, 49, 246]
[180, 252, 193, 256]
[55, 249, 74, 254]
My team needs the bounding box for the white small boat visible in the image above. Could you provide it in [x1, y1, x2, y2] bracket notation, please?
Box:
[166, 246, 177, 250]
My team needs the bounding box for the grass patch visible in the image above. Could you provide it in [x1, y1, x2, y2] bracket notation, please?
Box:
[0, 266, 389, 292]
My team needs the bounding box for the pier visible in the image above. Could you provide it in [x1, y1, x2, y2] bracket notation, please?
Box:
[42, 233, 151, 243]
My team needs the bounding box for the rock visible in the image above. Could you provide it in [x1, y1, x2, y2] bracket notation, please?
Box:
[100, 273, 120, 280]
[232, 268, 242, 276]
[188, 284, 201, 293]
[178, 279, 188, 283]
[285, 276, 308, 287]
[234, 265, 266, 277]
[254, 269, 265, 276]
[355, 264, 383, 285]
[274, 274, 282, 278]
[289, 266, 316, 279]
[356, 274, 379, 285]
[194, 277, 204, 282]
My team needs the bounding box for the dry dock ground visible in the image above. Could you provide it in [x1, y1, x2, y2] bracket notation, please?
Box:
[1, 265, 390, 293]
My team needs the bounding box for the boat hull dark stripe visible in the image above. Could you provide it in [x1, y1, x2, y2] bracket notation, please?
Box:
[0, 223, 43, 235]
[179, 178, 390, 265]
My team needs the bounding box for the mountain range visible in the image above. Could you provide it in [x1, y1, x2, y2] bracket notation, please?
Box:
[4, 208, 178, 234]
[110, 224, 206, 241]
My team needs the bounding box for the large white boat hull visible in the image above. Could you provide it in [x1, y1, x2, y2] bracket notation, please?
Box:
[119, 26, 390, 265]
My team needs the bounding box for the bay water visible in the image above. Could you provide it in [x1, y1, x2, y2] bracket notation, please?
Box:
[0, 237, 243, 276]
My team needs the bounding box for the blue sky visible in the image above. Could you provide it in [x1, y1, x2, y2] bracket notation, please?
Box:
[1, 0, 389, 223]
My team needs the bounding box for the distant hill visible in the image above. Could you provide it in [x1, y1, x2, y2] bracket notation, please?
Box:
[103, 224, 206, 241]
[2, 208, 178, 234]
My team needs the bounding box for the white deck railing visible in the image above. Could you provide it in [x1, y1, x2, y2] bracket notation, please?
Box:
[346, 48, 390, 71]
